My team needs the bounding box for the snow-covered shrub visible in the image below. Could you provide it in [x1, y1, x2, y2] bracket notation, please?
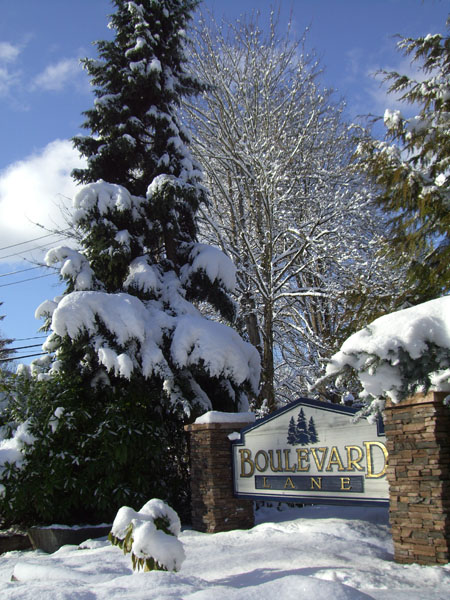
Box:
[0, 372, 189, 528]
[109, 499, 185, 572]
[314, 297, 450, 414]
[0, 420, 35, 477]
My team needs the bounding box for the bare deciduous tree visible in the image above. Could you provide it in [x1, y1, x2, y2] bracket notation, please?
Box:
[187, 11, 405, 410]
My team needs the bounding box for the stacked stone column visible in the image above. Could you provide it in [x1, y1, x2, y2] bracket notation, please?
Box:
[184, 420, 254, 533]
[384, 391, 450, 564]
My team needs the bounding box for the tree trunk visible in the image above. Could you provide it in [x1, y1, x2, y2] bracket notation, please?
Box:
[258, 299, 275, 412]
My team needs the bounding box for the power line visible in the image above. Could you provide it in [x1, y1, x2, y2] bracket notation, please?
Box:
[0, 237, 68, 261]
[0, 229, 71, 253]
[0, 265, 47, 278]
[13, 335, 47, 341]
[8, 343, 43, 351]
[0, 272, 57, 288]
[0, 352, 45, 363]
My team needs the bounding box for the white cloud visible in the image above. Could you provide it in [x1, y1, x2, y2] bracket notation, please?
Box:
[0, 139, 86, 262]
[0, 66, 19, 96]
[0, 41, 20, 63]
[0, 41, 21, 96]
[341, 41, 427, 122]
[32, 57, 85, 92]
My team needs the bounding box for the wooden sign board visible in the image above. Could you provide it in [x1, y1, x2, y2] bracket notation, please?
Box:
[232, 398, 389, 505]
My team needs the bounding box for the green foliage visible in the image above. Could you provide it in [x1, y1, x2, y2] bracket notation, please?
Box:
[109, 515, 173, 572]
[357, 18, 450, 301]
[0, 302, 14, 363]
[324, 341, 450, 410]
[0, 372, 190, 528]
[108, 499, 184, 572]
[72, 0, 203, 198]
[392, 344, 450, 401]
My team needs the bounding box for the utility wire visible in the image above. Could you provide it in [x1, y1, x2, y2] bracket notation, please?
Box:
[0, 237, 68, 261]
[0, 265, 47, 278]
[0, 272, 57, 288]
[0, 229, 71, 253]
[13, 336, 47, 341]
[7, 343, 43, 351]
[0, 352, 45, 363]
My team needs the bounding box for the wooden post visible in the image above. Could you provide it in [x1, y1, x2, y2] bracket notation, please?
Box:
[384, 391, 450, 564]
[184, 420, 254, 533]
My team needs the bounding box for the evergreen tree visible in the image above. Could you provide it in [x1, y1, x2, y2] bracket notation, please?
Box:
[47, 0, 259, 412]
[296, 408, 309, 445]
[307, 417, 319, 444]
[287, 416, 297, 446]
[314, 296, 450, 414]
[73, 0, 204, 198]
[357, 18, 450, 301]
[0, 0, 259, 527]
[0, 302, 14, 364]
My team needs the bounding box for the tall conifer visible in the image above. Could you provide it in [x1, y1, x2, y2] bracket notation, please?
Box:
[0, 302, 14, 363]
[43, 0, 258, 412]
[357, 19, 450, 300]
[0, 0, 259, 527]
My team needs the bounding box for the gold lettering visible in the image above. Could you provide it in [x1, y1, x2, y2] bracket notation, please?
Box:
[310, 447, 328, 471]
[239, 449, 254, 477]
[263, 477, 271, 489]
[296, 448, 310, 471]
[364, 441, 388, 478]
[284, 477, 295, 489]
[326, 446, 346, 472]
[269, 449, 283, 472]
[340, 477, 351, 490]
[255, 450, 269, 472]
[283, 449, 296, 472]
[310, 477, 322, 489]
[346, 445, 364, 471]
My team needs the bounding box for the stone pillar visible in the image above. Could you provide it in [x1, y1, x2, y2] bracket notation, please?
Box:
[384, 391, 450, 564]
[184, 420, 254, 533]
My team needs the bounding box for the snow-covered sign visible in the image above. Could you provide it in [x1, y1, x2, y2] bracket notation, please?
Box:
[232, 398, 388, 505]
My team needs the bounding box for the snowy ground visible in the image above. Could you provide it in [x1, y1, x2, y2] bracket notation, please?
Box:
[0, 504, 449, 599]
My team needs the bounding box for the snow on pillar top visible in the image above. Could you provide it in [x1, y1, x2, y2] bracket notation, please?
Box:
[185, 410, 255, 432]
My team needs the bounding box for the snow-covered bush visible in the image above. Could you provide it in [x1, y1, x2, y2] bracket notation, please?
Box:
[109, 499, 185, 572]
[0, 420, 35, 478]
[0, 372, 189, 527]
[314, 297, 450, 413]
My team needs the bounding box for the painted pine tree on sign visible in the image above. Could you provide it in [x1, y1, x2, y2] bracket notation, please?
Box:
[287, 416, 297, 445]
[308, 417, 319, 444]
[287, 408, 320, 446]
[296, 408, 309, 445]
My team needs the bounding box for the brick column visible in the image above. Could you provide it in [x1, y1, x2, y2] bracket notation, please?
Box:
[384, 391, 450, 564]
[184, 420, 254, 533]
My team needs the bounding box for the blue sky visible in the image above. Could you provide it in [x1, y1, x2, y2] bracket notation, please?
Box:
[0, 0, 448, 364]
